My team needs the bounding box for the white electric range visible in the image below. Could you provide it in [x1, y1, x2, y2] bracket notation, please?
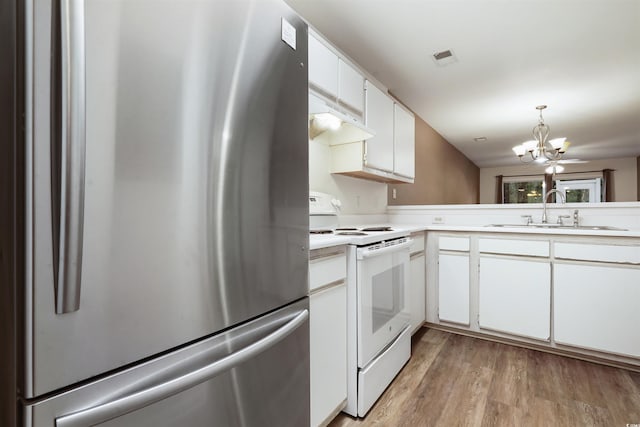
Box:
[309, 191, 412, 418]
[309, 191, 410, 245]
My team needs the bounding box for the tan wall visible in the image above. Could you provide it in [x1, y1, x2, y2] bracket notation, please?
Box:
[479, 157, 639, 203]
[388, 115, 479, 205]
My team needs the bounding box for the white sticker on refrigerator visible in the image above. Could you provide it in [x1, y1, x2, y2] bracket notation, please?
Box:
[281, 17, 296, 50]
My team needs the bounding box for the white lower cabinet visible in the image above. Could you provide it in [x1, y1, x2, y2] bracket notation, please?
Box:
[309, 247, 347, 427]
[410, 254, 426, 333]
[428, 232, 640, 367]
[554, 263, 640, 358]
[310, 283, 347, 427]
[409, 233, 426, 334]
[438, 253, 469, 325]
[479, 257, 550, 340]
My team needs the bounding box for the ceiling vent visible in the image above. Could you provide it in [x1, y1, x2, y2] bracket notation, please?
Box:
[432, 49, 458, 67]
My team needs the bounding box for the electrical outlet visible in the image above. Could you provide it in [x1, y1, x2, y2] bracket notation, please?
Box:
[392, 188, 397, 199]
[433, 216, 444, 224]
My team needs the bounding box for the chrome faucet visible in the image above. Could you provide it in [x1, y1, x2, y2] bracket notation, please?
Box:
[541, 189, 566, 224]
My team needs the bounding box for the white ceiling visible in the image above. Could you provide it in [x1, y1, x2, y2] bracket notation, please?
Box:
[286, 0, 640, 168]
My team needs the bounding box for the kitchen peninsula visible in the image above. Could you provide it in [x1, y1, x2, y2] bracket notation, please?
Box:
[389, 202, 640, 368]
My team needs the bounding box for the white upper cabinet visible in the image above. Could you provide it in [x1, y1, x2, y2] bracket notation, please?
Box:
[393, 104, 415, 179]
[364, 81, 394, 172]
[308, 32, 365, 122]
[308, 34, 339, 100]
[310, 30, 415, 184]
[338, 60, 365, 117]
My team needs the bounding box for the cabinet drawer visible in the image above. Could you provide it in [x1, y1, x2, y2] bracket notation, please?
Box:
[439, 236, 469, 252]
[555, 242, 640, 264]
[410, 233, 425, 254]
[479, 238, 549, 257]
[309, 248, 347, 292]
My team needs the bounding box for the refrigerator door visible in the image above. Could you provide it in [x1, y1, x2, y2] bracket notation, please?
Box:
[24, 299, 310, 427]
[27, 0, 308, 397]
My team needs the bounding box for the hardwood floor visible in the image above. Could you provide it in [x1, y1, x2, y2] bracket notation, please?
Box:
[329, 328, 640, 427]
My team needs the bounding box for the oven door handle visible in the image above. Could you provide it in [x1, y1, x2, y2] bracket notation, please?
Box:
[358, 239, 412, 259]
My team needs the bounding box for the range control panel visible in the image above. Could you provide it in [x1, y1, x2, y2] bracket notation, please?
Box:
[309, 191, 341, 215]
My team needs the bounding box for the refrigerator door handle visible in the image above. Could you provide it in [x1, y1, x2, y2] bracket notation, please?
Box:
[54, 308, 309, 427]
[55, 0, 86, 314]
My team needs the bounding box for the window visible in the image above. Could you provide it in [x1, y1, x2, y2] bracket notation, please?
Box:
[502, 176, 604, 204]
[556, 178, 602, 203]
[503, 180, 543, 204]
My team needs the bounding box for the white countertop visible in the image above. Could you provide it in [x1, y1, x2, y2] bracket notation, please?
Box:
[309, 224, 420, 250]
[309, 223, 640, 249]
[309, 234, 353, 250]
[420, 224, 640, 238]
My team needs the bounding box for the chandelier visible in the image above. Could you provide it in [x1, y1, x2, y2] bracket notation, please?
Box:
[512, 105, 570, 163]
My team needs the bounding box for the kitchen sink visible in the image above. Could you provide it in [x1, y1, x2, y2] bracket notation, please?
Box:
[485, 224, 628, 231]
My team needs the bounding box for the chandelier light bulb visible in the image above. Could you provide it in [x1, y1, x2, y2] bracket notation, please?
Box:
[522, 140, 538, 152]
[549, 137, 566, 150]
[545, 164, 564, 174]
[512, 145, 526, 156]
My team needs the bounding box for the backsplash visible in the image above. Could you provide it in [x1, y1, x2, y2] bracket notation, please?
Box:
[309, 138, 388, 214]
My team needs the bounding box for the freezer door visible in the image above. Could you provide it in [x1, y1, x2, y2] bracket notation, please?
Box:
[24, 299, 310, 427]
[26, 0, 308, 397]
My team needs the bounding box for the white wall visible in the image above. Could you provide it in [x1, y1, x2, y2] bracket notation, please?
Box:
[479, 157, 638, 203]
[309, 138, 388, 214]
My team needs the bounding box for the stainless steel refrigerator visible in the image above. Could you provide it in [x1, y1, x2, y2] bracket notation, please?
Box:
[0, 0, 310, 426]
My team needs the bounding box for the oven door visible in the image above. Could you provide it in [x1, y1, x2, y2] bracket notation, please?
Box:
[356, 239, 412, 367]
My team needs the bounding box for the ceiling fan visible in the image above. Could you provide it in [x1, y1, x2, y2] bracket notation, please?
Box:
[543, 157, 589, 176]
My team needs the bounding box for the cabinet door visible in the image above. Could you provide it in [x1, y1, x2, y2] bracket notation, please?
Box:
[479, 257, 550, 340]
[438, 253, 470, 325]
[555, 263, 640, 357]
[410, 253, 426, 333]
[338, 60, 364, 117]
[308, 34, 338, 99]
[364, 81, 394, 172]
[393, 104, 415, 179]
[310, 283, 347, 427]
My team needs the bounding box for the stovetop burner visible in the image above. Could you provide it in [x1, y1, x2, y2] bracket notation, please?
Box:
[360, 226, 393, 232]
[310, 229, 333, 235]
[310, 226, 395, 236]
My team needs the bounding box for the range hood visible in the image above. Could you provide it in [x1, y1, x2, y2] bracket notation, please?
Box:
[309, 93, 375, 145]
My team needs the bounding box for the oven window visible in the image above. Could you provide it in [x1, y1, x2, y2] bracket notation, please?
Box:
[371, 264, 405, 333]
